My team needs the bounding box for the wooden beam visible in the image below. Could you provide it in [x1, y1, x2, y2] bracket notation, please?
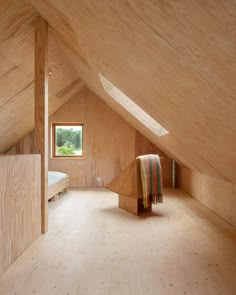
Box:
[34, 16, 48, 233]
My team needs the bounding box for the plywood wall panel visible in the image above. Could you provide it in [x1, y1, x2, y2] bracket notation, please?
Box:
[49, 87, 136, 187]
[31, 0, 236, 183]
[0, 54, 16, 78]
[0, 69, 32, 109]
[179, 167, 236, 227]
[0, 1, 85, 154]
[0, 155, 41, 276]
[7, 89, 173, 188]
[57, 39, 184, 172]
[0, 0, 37, 75]
[56, 30, 233, 183]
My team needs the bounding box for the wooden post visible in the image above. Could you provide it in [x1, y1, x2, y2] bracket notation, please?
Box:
[34, 16, 48, 233]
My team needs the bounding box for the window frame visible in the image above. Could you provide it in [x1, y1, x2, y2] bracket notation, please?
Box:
[51, 122, 84, 159]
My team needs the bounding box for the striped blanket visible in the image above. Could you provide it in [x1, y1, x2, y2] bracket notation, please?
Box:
[137, 154, 163, 208]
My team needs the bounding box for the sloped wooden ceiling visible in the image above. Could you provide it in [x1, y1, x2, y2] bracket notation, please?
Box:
[0, 1, 235, 183]
[0, 0, 84, 153]
[30, 0, 236, 183]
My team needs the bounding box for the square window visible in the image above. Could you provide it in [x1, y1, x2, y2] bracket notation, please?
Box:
[51, 123, 83, 158]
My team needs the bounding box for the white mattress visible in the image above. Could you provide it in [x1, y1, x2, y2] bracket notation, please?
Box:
[48, 171, 68, 186]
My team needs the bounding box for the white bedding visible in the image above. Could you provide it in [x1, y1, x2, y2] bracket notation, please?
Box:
[48, 171, 68, 186]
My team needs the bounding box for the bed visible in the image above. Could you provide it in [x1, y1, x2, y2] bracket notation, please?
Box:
[48, 171, 69, 201]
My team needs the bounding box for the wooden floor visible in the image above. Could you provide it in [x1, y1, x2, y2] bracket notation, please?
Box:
[0, 189, 236, 295]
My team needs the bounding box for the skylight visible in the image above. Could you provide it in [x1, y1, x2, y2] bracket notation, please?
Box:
[99, 74, 169, 137]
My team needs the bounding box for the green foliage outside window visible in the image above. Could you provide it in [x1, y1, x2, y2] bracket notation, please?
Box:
[55, 125, 83, 156]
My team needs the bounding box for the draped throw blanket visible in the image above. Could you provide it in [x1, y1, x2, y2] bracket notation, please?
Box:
[137, 154, 163, 208]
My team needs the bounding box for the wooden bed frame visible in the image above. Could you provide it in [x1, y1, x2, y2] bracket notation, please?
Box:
[48, 171, 69, 201]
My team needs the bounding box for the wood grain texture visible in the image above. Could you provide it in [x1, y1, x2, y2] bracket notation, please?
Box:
[56, 36, 180, 166]
[108, 157, 164, 215]
[47, 32, 85, 114]
[107, 157, 166, 198]
[119, 194, 139, 215]
[31, 0, 236, 183]
[8, 132, 35, 155]
[106, 161, 140, 197]
[0, 1, 84, 153]
[0, 188, 236, 294]
[49, 87, 136, 187]
[0, 155, 41, 276]
[0, 0, 36, 74]
[0, 0, 37, 153]
[9, 89, 173, 189]
[48, 177, 69, 201]
[118, 194, 151, 216]
[179, 167, 236, 227]
[34, 16, 48, 233]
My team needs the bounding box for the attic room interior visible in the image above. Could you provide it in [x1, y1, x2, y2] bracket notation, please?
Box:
[0, 0, 235, 294]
